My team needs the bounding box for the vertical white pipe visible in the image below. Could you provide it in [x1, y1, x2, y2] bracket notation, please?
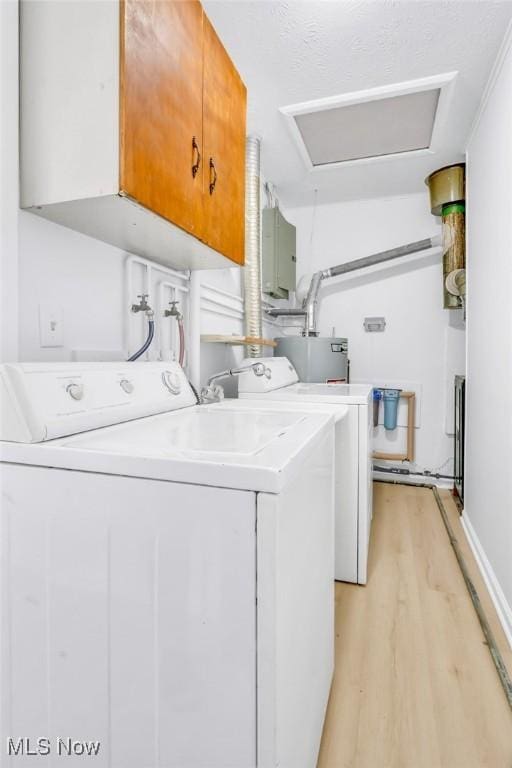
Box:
[189, 271, 201, 388]
[244, 136, 262, 357]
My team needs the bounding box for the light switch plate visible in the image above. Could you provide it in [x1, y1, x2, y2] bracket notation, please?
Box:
[39, 304, 64, 347]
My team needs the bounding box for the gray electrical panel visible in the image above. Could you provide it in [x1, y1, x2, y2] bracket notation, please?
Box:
[262, 207, 296, 299]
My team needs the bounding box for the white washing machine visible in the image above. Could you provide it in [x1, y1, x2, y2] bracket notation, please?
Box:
[0, 361, 335, 768]
[238, 357, 374, 585]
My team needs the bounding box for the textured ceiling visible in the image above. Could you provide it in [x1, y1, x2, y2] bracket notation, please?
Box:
[203, 0, 512, 207]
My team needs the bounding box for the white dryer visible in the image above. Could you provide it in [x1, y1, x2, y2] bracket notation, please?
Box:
[0, 361, 335, 768]
[238, 357, 374, 585]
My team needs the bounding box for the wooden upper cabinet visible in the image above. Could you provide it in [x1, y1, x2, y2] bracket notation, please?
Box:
[120, 0, 204, 237]
[121, 2, 246, 265]
[20, 1, 246, 270]
[202, 17, 247, 265]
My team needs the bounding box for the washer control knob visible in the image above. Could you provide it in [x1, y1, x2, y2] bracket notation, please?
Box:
[162, 370, 181, 395]
[120, 379, 134, 394]
[66, 382, 84, 401]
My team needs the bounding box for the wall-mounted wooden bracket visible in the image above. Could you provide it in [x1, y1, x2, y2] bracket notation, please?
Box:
[372, 391, 416, 463]
[200, 334, 277, 347]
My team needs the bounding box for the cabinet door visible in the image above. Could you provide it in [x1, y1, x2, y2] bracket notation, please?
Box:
[202, 17, 247, 265]
[120, 0, 204, 238]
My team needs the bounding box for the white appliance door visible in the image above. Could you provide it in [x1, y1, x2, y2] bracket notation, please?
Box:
[357, 403, 373, 585]
[1, 465, 257, 768]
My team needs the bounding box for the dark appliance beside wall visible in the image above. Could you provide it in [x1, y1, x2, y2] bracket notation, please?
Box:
[454, 375, 465, 504]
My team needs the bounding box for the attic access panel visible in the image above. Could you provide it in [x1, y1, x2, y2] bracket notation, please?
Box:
[296, 89, 439, 166]
[280, 73, 457, 170]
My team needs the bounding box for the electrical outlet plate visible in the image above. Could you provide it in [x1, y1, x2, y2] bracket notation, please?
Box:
[364, 316, 386, 332]
[39, 304, 64, 347]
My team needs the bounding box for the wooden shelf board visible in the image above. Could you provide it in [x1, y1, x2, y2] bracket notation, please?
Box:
[200, 334, 277, 348]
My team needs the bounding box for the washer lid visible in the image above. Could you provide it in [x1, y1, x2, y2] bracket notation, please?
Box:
[210, 397, 349, 424]
[1, 406, 333, 493]
[240, 381, 373, 405]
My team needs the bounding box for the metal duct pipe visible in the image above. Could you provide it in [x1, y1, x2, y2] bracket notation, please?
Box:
[265, 307, 307, 317]
[304, 237, 437, 336]
[244, 136, 262, 357]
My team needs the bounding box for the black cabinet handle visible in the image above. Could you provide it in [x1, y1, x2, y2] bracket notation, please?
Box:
[191, 137, 201, 178]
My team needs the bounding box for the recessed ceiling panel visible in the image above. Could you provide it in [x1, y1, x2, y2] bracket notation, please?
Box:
[294, 89, 440, 166]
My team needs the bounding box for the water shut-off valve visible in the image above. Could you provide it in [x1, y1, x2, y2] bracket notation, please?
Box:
[131, 294, 154, 319]
[127, 294, 155, 362]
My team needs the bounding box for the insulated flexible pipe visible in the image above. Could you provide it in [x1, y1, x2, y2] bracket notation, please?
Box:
[244, 136, 263, 357]
[127, 319, 155, 361]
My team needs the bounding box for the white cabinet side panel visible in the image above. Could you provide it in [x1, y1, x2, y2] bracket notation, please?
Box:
[20, 0, 119, 207]
[1, 465, 257, 768]
[257, 428, 335, 768]
[358, 403, 373, 584]
[334, 405, 359, 583]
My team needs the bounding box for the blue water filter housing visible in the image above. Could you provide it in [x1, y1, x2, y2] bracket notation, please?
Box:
[383, 389, 402, 430]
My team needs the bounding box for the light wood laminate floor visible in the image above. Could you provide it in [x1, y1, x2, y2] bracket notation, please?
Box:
[318, 483, 512, 768]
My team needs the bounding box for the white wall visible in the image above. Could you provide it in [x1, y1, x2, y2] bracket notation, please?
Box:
[16, 211, 267, 388]
[286, 192, 466, 473]
[465, 27, 512, 635]
[18, 212, 125, 362]
[0, 0, 19, 363]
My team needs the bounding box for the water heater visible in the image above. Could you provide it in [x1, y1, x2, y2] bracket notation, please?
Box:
[274, 336, 348, 383]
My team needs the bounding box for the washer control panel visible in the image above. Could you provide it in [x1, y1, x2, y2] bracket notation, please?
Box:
[0, 362, 196, 443]
[66, 382, 84, 401]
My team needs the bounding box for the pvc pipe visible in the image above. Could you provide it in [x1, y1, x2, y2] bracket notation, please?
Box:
[125, 255, 189, 357]
[200, 303, 244, 321]
[126, 254, 190, 283]
[201, 282, 244, 305]
[200, 294, 244, 316]
[189, 271, 201, 390]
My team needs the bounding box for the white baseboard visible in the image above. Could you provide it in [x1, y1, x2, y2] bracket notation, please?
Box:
[461, 513, 512, 651]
